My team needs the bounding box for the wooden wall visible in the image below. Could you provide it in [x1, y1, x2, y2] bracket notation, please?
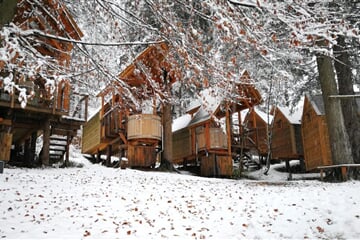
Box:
[197, 127, 227, 151]
[200, 154, 232, 177]
[127, 144, 157, 167]
[127, 114, 161, 141]
[172, 128, 191, 164]
[81, 111, 101, 154]
[243, 111, 268, 155]
[271, 111, 303, 160]
[302, 97, 332, 171]
[0, 133, 12, 161]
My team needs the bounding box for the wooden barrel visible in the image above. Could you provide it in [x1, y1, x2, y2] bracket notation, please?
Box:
[197, 127, 227, 150]
[127, 114, 161, 141]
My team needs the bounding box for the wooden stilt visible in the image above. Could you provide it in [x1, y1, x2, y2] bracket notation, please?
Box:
[64, 134, 70, 167]
[41, 118, 50, 166]
[106, 145, 112, 166]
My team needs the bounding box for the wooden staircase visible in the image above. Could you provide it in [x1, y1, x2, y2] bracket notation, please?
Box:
[42, 116, 84, 165]
[49, 135, 68, 164]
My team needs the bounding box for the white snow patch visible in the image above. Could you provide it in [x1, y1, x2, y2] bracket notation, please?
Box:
[0, 151, 359, 239]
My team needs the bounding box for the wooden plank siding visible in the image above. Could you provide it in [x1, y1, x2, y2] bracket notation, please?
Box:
[242, 109, 269, 156]
[271, 109, 303, 160]
[200, 154, 232, 177]
[81, 112, 101, 154]
[127, 114, 161, 141]
[172, 128, 191, 164]
[0, 133, 13, 161]
[301, 95, 332, 171]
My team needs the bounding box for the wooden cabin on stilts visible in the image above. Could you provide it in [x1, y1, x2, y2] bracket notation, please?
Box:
[238, 107, 272, 169]
[270, 104, 304, 176]
[81, 42, 176, 168]
[172, 70, 262, 177]
[0, 0, 88, 167]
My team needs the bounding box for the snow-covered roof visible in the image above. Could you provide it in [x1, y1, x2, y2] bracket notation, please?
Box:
[308, 94, 360, 116]
[172, 114, 192, 132]
[237, 108, 273, 124]
[274, 98, 304, 125]
[276, 106, 303, 124]
[255, 108, 273, 124]
[307, 94, 325, 116]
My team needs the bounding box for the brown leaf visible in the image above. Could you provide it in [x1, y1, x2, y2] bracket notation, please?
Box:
[316, 226, 324, 233]
[83, 230, 91, 237]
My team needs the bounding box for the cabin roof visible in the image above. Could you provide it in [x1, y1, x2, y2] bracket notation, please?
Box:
[272, 103, 303, 125]
[14, 0, 83, 40]
[118, 42, 175, 88]
[306, 93, 360, 116]
[278, 106, 302, 124]
[307, 94, 325, 115]
[172, 114, 192, 132]
[239, 108, 272, 125]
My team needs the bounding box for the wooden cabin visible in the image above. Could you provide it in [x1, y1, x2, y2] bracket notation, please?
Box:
[0, 0, 87, 166]
[81, 43, 175, 168]
[172, 70, 262, 177]
[239, 108, 272, 161]
[301, 94, 332, 171]
[270, 105, 303, 162]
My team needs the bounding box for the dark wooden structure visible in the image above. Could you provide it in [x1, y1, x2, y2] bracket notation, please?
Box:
[270, 105, 303, 162]
[239, 108, 271, 160]
[302, 94, 360, 180]
[81, 43, 174, 168]
[0, 0, 87, 166]
[301, 94, 332, 171]
[172, 70, 262, 177]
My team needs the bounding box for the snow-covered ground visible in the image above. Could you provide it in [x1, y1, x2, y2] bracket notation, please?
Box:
[1, 151, 359, 239]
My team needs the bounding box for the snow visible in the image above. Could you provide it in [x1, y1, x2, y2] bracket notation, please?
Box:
[172, 114, 192, 132]
[1, 152, 360, 239]
[276, 105, 303, 124]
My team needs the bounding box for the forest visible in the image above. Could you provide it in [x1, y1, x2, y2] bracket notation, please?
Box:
[2, 1, 360, 239]
[1, 0, 360, 177]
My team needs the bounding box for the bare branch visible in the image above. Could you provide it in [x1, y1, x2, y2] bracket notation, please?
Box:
[21, 29, 166, 47]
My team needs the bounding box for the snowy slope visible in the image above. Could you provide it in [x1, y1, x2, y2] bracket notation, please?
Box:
[0, 153, 359, 239]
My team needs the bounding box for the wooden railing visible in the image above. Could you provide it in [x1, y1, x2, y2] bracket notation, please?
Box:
[0, 82, 88, 121]
[101, 106, 125, 138]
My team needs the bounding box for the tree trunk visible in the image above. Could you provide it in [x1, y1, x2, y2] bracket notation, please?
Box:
[158, 69, 174, 171]
[334, 35, 360, 164]
[159, 101, 174, 171]
[316, 42, 354, 166]
[0, 0, 17, 28]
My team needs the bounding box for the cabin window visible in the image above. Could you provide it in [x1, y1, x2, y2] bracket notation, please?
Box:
[276, 120, 282, 128]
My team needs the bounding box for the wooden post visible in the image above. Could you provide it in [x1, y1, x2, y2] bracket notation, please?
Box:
[205, 123, 210, 150]
[84, 95, 89, 121]
[320, 169, 324, 181]
[30, 132, 37, 164]
[106, 145, 112, 166]
[225, 104, 232, 158]
[285, 160, 292, 180]
[64, 134, 70, 167]
[24, 138, 30, 166]
[96, 150, 101, 163]
[0, 132, 13, 161]
[341, 166, 347, 181]
[41, 118, 50, 166]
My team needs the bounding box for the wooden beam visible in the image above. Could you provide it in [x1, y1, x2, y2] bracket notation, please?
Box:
[41, 118, 50, 166]
[328, 95, 360, 99]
